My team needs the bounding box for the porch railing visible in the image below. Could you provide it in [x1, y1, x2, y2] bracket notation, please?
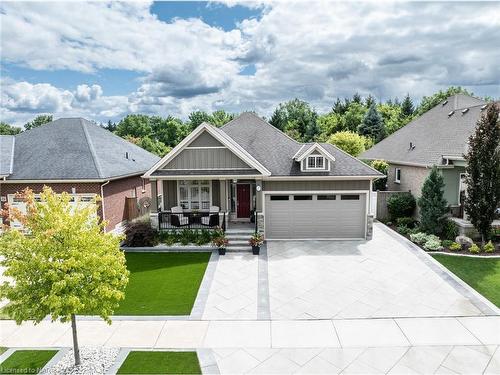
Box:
[158, 211, 226, 231]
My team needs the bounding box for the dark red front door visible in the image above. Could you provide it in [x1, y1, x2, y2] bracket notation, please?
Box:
[237, 184, 251, 218]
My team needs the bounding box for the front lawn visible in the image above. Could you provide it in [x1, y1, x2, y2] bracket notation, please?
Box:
[0, 350, 57, 374]
[114, 252, 211, 315]
[432, 254, 500, 307]
[117, 351, 201, 374]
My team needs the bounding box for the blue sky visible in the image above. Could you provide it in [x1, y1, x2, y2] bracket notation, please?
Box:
[1, 1, 499, 126]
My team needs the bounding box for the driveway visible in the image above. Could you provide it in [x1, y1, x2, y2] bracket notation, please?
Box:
[267, 223, 485, 319]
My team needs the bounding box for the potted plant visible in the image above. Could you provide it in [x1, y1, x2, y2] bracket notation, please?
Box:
[249, 232, 264, 255]
[212, 234, 228, 255]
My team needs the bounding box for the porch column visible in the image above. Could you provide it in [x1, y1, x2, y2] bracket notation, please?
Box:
[149, 180, 159, 229]
[255, 180, 263, 212]
[219, 179, 227, 211]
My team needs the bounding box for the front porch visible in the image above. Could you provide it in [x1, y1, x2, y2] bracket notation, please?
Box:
[149, 178, 263, 232]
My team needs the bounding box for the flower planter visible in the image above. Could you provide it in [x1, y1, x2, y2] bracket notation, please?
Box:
[218, 247, 226, 255]
[252, 245, 260, 255]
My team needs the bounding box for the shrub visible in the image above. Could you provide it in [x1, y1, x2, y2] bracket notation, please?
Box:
[410, 232, 428, 245]
[441, 219, 459, 241]
[442, 240, 454, 248]
[483, 241, 495, 253]
[469, 243, 480, 254]
[449, 242, 462, 251]
[371, 160, 388, 191]
[396, 216, 416, 228]
[423, 237, 443, 251]
[123, 220, 159, 247]
[397, 226, 411, 235]
[387, 193, 416, 220]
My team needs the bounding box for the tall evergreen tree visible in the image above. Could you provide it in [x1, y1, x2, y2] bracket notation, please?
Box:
[418, 166, 448, 234]
[352, 92, 362, 104]
[332, 98, 348, 115]
[358, 104, 385, 142]
[365, 94, 376, 108]
[464, 104, 500, 243]
[401, 94, 414, 117]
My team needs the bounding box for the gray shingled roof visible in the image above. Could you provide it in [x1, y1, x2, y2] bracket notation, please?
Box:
[220, 112, 381, 177]
[0, 135, 15, 176]
[7, 118, 159, 180]
[361, 94, 489, 166]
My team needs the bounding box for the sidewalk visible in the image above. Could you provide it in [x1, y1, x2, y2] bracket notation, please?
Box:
[2, 316, 499, 349]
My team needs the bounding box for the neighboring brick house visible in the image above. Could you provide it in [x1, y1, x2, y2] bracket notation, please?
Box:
[0, 118, 159, 231]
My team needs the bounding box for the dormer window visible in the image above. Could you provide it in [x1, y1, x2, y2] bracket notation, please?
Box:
[307, 156, 325, 169]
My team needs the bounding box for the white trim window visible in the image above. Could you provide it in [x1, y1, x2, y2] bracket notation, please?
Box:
[306, 156, 325, 170]
[178, 180, 211, 210]
[395, 168, 402, 183]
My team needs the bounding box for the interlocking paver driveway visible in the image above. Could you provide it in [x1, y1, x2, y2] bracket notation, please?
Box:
[202, 253, 258, 320]
[267, 223, 483, 319]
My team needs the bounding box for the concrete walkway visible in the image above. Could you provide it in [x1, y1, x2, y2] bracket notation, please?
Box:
[2, 316, 500, 373]
[2, 316, 499, 349]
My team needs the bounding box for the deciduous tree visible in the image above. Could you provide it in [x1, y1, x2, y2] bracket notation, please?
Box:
[328, 131, 368, 157]
[0, 187, 129, 365]
[0, 122, 22, 135]
[24, 115, 53, 130]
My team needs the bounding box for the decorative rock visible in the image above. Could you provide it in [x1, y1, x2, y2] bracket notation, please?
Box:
[455, 235, 473, 247]
[46, 347, 119, 375]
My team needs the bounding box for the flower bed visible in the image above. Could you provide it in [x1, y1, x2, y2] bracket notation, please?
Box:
[384, 220, 499, 256]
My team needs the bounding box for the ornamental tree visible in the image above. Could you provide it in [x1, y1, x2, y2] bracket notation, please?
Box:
[418, 166, 448, 235]
[464, 104, 500, 243]
[0, 187, 129, 366]
[328, 131, 369, 157]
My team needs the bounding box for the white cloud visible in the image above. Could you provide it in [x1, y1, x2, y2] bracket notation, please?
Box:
[1, 1, 499, 125]
[73, 84, 103, 103]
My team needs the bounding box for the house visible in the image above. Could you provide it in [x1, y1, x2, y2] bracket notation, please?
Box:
[361, 94, 493, 223]
[0, 118, 160, 231]
[144, 112, 383, 240]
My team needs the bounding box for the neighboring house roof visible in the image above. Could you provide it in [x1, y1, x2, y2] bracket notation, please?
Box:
[6, 118, 159, 181]
[0, 135, 15, 176]
[361, 94, 490, 166]
[220, 112, 381, 177]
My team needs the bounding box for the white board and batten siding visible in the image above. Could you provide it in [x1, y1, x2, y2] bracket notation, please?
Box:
[264, 191, 368, 240]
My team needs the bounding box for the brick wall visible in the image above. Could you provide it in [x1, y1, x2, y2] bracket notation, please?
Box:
[102, 176, 151, 231]
[0, 176, 152, 232]
[386, 164, 429, 198]
[0, 182, 102, 225]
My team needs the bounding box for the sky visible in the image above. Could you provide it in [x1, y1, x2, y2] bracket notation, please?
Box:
[1, 1, 499, 127]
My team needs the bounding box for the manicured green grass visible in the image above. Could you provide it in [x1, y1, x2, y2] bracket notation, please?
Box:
[117, 351, 201, 374]
[0, 350, 57, 374]
[114, 252, 211, 315]
[432, 254, 500, 307]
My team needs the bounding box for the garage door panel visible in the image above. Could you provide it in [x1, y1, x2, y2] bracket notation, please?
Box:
[265, 193, 366, 239]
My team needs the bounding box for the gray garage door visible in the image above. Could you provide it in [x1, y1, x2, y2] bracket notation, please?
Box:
[265, 193, 366, 239]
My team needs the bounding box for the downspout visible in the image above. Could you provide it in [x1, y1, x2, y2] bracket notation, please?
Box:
[100, 180, 110, 223]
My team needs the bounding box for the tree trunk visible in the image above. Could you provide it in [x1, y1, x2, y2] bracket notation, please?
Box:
[71, 314, 81, 366]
